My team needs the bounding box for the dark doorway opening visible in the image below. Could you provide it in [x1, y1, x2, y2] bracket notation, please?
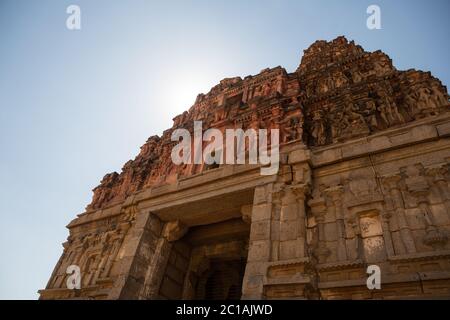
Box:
[200, 258, 247, 300]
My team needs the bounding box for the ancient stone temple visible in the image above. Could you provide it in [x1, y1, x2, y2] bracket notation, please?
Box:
[39, 36, 450, 300]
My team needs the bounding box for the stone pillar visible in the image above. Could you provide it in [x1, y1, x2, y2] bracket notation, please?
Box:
[276, 75, 286, 95]
[409, 187, 448, 250]
[108, 210, 162, 299]
[140, 220, 188, 299]
[242, 183, 274, 299]
[101, 237, 121, 278]
[324, 186, 348, 261]
[380, 211, 396, 258]
[292, 184, 309, 259]
[427, 165, 450, 219]
[279, 186, 300, 260]
[242, 86, 249, 103]
[308, 196, 330, 263]
[270, 193, 281, 262]
[382, 194, 406, 255]
[347, 216, 364, 261]
[181, 248, 203, 300]
[141, 236, 172, 298]
[382, 174, 416, 253]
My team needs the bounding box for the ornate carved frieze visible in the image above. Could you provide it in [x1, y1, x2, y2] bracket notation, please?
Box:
[42, 36, 450, 300]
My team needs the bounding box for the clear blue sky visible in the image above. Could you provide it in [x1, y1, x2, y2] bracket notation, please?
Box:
[0, 0, 448, 299]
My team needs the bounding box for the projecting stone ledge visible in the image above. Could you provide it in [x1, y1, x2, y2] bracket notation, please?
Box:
[40, 36, 450, 300]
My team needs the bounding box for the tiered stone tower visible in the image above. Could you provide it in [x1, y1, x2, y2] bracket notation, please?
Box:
[40, 37, 450, 300]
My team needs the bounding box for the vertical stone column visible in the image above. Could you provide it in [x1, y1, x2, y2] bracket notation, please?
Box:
[181, 248, 207, 300]
[276, 74, 286, 95]
[324, 186, 348, 261]
[140, 220, 188, 299]
[382, 174, 416, 253]
[101, 237, 122, 278]
[108, 210, 161, 299]
[270, 193, 281, 261]
[380, 211, 396, 258]
[279, 186, 300, 260]
[382, 194, 406, 255]
[409, 187, 448, 250]
[242, 86, 249, 103]
[141, 236, 172, 298]
[308, 196, 330, 263]
[427, 165, 450, 219]
[242, 183, 274, 299]
[292, 184, 310, 259]
[347, 217, 364, 260]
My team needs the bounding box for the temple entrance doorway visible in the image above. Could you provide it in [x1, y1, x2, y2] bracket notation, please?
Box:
[181, 218, 249, 300]
[154, 188, 254, 300]
[196, 258, 247, 300]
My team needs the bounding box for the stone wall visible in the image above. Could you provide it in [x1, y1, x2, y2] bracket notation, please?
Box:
[240, 114, 450, 299]
[39, 36, 450, 300]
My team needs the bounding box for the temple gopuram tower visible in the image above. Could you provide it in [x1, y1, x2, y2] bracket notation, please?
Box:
[40, 37, 450, 300]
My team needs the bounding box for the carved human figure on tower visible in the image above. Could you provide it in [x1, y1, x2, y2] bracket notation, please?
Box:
[333, 71, 348, 88]
[364, 99, 379, 130]
[430, 81, 449, 107]
[262, 82, 272, 96]
[375, 87, 405, 125]
[343, 95, 365, 124]
[404, 89, 419, 117]
[416, 86, 440, 116]
[372, 57, 392, 76]
[330, 108, 348, 142]
[311, 110, 326, 145]
[351, 68, 364, 83]
[281, 116, 304, 143]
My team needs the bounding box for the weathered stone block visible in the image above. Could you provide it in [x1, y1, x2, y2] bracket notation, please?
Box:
[250, 220, 271, 241]
[251, 203, 272, 222]
[254, 185, 270, 205]
[279, 240, 298, 260]
[324, 222, 338, 241]
[247, 240, 271, 262]
[40, 36, 450, 301]
[280, 221, 299, 241]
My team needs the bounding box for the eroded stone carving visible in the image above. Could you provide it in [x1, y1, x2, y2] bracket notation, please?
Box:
[41, 36, 450, 300]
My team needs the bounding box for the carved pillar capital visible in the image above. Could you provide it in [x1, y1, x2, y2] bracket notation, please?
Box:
[426, 164, 448, 182]
[381, 173, 402, 190]
[163, 220, 188, 242]
[290, 183, 311, 200]
[405, 176, 430, 203]
[307, 197, 327, 221]
[323, 185, 344, 203]
[241, 204, 253, 224]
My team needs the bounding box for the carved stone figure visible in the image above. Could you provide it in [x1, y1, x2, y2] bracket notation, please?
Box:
[430, 82, 449, 107]
[404, 89, 419, 117]
[281, 116, 303, 143]
[333, 71, 348, 88]
[364, 99, 379, 129]
[311, 110, 326, 145]
[372, 57, 392, 76]
[376, 88, 405, 125]
[41, 37, 450, 301]
[417, 86, 440, 116]
[351, 68, 363, 83]
[339, 95, 369, 138]
[262, 82, 272, 96]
